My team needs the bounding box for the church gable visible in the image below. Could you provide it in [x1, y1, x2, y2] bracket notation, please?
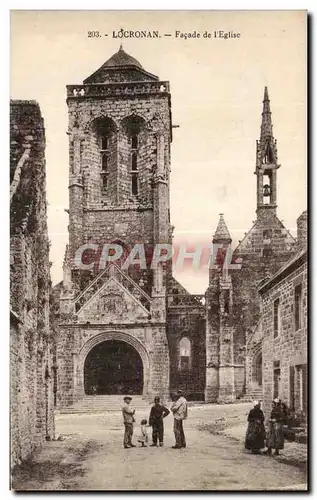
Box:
[235, 214, 296, 256]
[77, 276, 150, 324]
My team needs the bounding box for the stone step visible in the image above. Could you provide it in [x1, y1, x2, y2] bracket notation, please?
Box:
[59, 395, 155, 414]
[59, 396, 206, 414]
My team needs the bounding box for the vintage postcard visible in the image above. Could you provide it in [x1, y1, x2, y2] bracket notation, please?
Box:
[10, 10, 307, 491]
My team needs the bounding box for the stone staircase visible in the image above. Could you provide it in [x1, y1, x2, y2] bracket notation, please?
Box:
[58, 396, 206, 414]
[239, 385, 263, 403]
[59, 395, 152, 414]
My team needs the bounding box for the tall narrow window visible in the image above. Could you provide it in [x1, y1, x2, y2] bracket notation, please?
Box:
[100, 134, 109, 192]
[179, 337, 191, 371]
[91, 117, 116, 196]
[273, 298, 280, 338]
[122, 115, 146, 198]
[295, 284, 302, 330]
[264, 141, 274, 164]
[101, 153, 108, 172]
[132, 152, 138, 172]
[100, 136, 109, 151]
[273, 367, 281, 400]
[131, 150, 138, 196]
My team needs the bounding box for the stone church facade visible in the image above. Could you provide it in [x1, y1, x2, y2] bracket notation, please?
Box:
[55, 47, 300, 408]
[56, 46, 205, 408]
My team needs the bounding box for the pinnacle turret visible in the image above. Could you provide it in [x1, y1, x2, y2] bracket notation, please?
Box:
[213, 214, 232, 243]
[260, 86, 273, 140]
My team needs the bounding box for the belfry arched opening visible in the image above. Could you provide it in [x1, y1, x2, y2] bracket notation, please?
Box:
[84, 340, 144, 395]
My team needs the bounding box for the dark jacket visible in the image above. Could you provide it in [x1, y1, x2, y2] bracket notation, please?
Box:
[248, 407, 265, 423]
[149, 404, 170, 425]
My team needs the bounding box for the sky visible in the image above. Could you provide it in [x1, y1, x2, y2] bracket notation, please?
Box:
[10, 10, 307, 293]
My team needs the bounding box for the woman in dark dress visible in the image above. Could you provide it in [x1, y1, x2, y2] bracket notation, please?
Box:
[266, 398, 285, 455]
[245, 401, 266, 454]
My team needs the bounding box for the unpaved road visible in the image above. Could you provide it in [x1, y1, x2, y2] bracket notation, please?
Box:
[12, 404, 307, 491]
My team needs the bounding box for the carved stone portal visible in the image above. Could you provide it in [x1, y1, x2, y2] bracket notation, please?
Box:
[99, 290, 127, 319]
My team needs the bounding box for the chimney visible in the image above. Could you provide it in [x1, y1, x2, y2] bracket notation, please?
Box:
[297, 210, 307, 250]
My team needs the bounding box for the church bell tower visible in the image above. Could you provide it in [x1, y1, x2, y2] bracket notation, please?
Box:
[57, 46, 172, 407]
[255, 86, 280, 218]
[64, 45, 172, 306]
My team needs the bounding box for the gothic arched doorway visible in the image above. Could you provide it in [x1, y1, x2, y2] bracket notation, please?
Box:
[84, 340, 143, 395]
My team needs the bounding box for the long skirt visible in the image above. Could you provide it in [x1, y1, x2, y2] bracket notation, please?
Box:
[266, 421, 284, 450]
[245, 420, 266, 451]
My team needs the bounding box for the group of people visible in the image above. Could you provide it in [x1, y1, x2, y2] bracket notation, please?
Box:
[121, 390, 188, 449]
[245, 398, 288, 455]
[122, 392, 288, 454]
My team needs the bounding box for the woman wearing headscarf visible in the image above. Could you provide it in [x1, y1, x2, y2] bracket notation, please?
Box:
[265, 398, 285, 455]
[245, 401, 266, 454]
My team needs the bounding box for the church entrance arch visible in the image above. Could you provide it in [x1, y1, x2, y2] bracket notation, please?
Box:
[76, 331, 150, 398]
[84, 340, 143, 395]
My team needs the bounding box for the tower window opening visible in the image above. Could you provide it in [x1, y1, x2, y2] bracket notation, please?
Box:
[101, 152, 108, 172]
[263, 173, 272, 204]
[102, 174, 108, 192]
[99, 135, 110, 193]
[100, 136, 109, 151]
[132, 173, 138, 196]
[131, 135, 138, 150]
[131, 152, 138, 172]
[131, 151, 138, 195]
[264, 142, 274, 164]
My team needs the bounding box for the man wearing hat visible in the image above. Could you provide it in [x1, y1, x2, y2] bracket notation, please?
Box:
[122, 396, 136, 449]
[170, 390, 188, 449]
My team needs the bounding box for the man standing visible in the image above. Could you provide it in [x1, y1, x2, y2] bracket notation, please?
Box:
[122, 396, 136, 449]
[171, 390, 188, 449]
[149, 396, 170, 447]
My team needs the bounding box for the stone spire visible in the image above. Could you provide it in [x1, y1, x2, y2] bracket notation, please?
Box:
[255, 86, 280, 215]
[213, 214, 232, 243]
[260, 86, 273, 140]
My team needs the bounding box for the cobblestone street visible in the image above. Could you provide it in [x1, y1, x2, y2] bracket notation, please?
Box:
[12, 403, 307, 491]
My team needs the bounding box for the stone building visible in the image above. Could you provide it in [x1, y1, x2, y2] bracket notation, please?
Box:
[10, 101, 55, 467]
[205, 87, 297, 403]
[56, 46, 206, 409]
[258, 211, 307, 419]
[55, 47, 301, 408]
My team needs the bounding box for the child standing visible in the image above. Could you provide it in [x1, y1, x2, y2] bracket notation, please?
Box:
[138, 419, 149, 447]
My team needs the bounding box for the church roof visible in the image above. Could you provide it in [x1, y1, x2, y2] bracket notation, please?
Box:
[213, 214, 232, 242]
[103, 45, 144, 69]
[83, 45, 158, 84]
